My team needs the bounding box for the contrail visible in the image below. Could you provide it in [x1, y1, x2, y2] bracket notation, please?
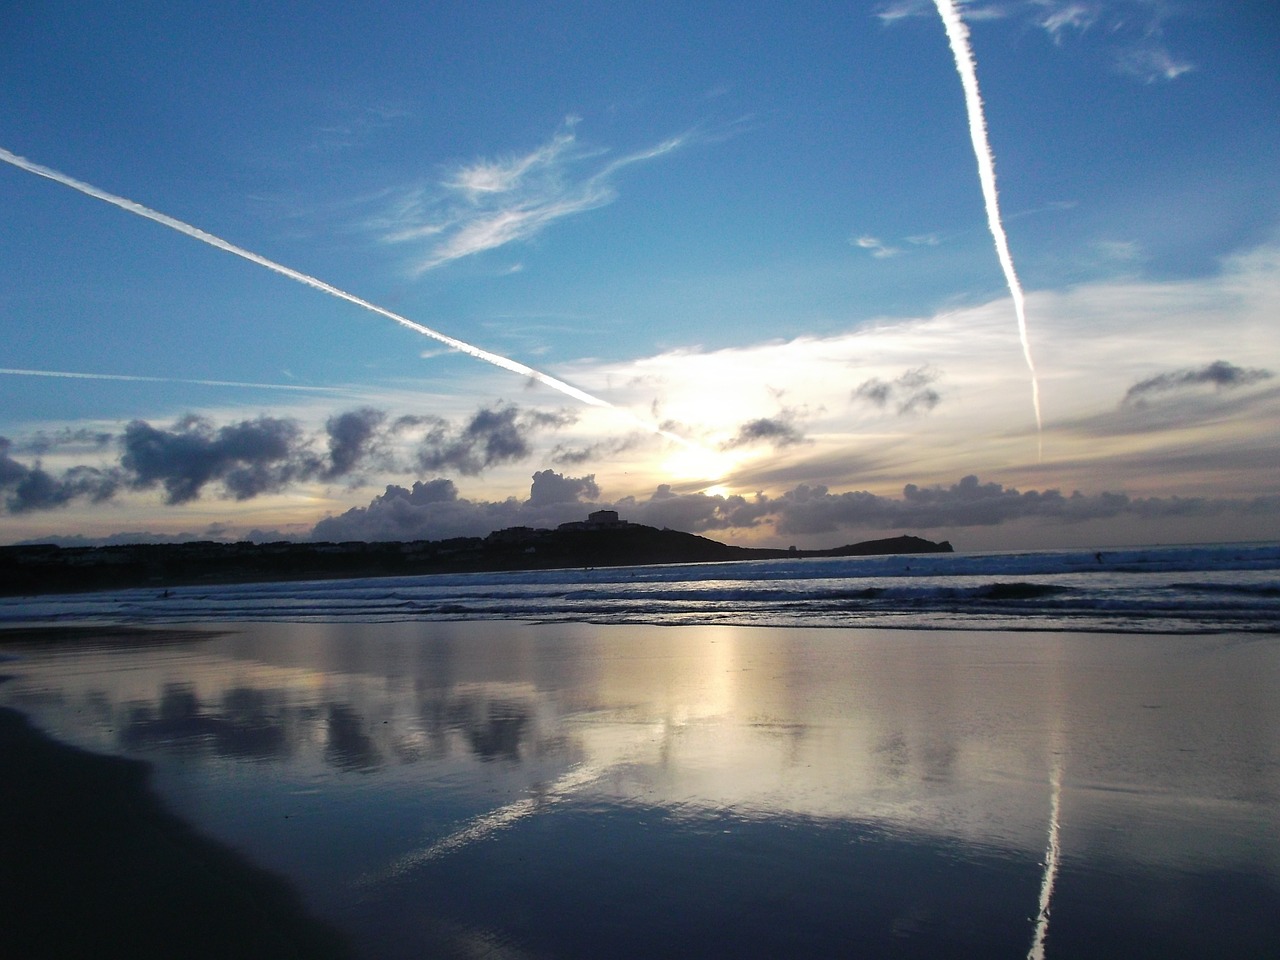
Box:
[0, 146, 691, 446]
[361, 761, 604, 887]
[932, 0, 1044, 456]
[1027, 760, 1063, 960]
[0, 366, 342, 393]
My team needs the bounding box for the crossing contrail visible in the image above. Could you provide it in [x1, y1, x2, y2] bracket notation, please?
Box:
[932, 0, 1044, 456]
[0, 146, 691, 446]
[0, 366, 342, 393]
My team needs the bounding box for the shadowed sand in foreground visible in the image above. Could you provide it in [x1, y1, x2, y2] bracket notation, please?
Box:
[0, 705, 352, 960]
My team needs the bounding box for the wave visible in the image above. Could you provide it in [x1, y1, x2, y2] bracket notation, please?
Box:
[2, 542, 1277, 634]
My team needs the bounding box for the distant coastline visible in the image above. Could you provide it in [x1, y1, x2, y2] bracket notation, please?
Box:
[0, 512, 951, 597]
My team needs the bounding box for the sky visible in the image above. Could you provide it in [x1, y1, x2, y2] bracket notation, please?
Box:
[1, 0, 1278, 550]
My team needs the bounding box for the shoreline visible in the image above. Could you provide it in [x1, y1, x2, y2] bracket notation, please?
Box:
[0, 625, 229, 647]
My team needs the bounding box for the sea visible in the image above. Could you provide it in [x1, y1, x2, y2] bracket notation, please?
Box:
[4, 540, 1279, 633]
[2, 541, 1278, 958]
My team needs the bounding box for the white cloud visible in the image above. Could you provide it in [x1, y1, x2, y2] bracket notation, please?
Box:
[1117, 45, 1194, 83]
[854, 235, 902, 258]
[875, 0, 931, 25]
[1032, 1, 1101, 41]
[374, 122, 688, 274]
[882, 1, 1196, 84]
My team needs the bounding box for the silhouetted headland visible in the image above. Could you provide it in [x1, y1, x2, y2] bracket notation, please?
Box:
[1, 510, 951, 597]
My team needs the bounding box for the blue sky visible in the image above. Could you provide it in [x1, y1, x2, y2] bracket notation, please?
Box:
[2, 1, 1278, 549]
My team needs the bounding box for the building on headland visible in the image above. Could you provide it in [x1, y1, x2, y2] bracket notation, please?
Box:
[557, 509, 628, 532]
[482, 511, 628, 545]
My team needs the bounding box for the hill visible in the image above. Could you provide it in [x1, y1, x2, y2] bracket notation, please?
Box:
[0, 522, 951, 597]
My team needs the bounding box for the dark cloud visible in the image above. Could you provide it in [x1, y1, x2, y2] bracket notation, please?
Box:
[579, 474, 1278, 540]
[416, 403, 573, 475]
[121, 416, 315, 505]
[312, 476, 520, 543]
[17, 428, 115, 456]
[617, 485, 774, 533]
[0, 403, 577, 515]
[0, 438, 26, 488]
[550, 433, 644, 466]
[0, 437, 120, 513]
[393, 478, 461, 505]
[7, 464, 120, 513]
[772, 475, 1084, 535]
[311, 469, 603, 542]
[853, 367, 941, 415]
[324, 408, 386, 479]
[528, 469, 599, 506]
[1122, 360, 1274, 407]
[721, 415, 807, 450]
[764, 474, 1262, 536]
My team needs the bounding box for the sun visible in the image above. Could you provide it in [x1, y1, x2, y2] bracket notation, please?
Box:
[660, 444, 738, 485]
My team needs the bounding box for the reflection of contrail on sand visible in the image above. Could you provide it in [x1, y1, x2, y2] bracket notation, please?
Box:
[1028, 760, 1063, 960]
[361, 762, 604, 887]
[0, 146, 691, 447]
[0, 366, 342, 393]
[932, 1, 1044, 457]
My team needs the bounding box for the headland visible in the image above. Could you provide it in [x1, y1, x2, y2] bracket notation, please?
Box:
[0, 510, 951, 596]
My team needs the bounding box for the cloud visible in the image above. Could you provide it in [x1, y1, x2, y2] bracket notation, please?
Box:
[121, 415, 317, 505]
[1122, 360, 1274, 407]
[324, 408, 387, 479]
[763, 474, 1278, 537]
[880, 1, 1194, 82]
[1116, 45, 1194, 83]
[311, 470, 602, 542]
[853, 367, 942, 415]
[310, 470, 1280, 545]
[853, 235, 900, 259]
[15, 428, 114, 456]
[415, 403, 575, 476]
[376, 121, 688, 273]
[549, 433, 645, 467]
[1032, 1, 1101, 41]
[0, 437, 121, 513]
[620, 485, 776, 533]
[721, 415, 808, 450]
[0, 403, 583, 514]
[528, 469, 600, 507]
[876, 0, 931, 24]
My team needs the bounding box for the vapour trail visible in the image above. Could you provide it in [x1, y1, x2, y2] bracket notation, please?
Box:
[931, 1, 1044, 457]
[0, 146, 692, 447]
[1027, 760, 1063, 960]
[0, 366, 342, 393]
[361, 761, 605, 886]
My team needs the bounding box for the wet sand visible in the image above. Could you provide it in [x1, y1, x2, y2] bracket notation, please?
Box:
[1, 620, 1277, 958]
[0, 705, 352, 960]
[0, 624, 226, 646]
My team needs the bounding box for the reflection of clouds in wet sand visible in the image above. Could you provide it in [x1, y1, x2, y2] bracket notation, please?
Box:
[121, 683, 293, 760]
[7, 624, 1074, 856]
[5, 624, 1277, 883]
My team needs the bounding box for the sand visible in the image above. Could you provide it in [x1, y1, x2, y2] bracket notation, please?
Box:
[1, 619, 1277, 958]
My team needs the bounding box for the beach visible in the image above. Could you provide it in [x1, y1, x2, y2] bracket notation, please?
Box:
[2, 616, 1277, 958]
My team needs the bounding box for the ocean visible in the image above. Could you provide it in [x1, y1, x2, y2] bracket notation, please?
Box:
[4, 540, 1279, 633]
[1, 541, 1277, 958]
